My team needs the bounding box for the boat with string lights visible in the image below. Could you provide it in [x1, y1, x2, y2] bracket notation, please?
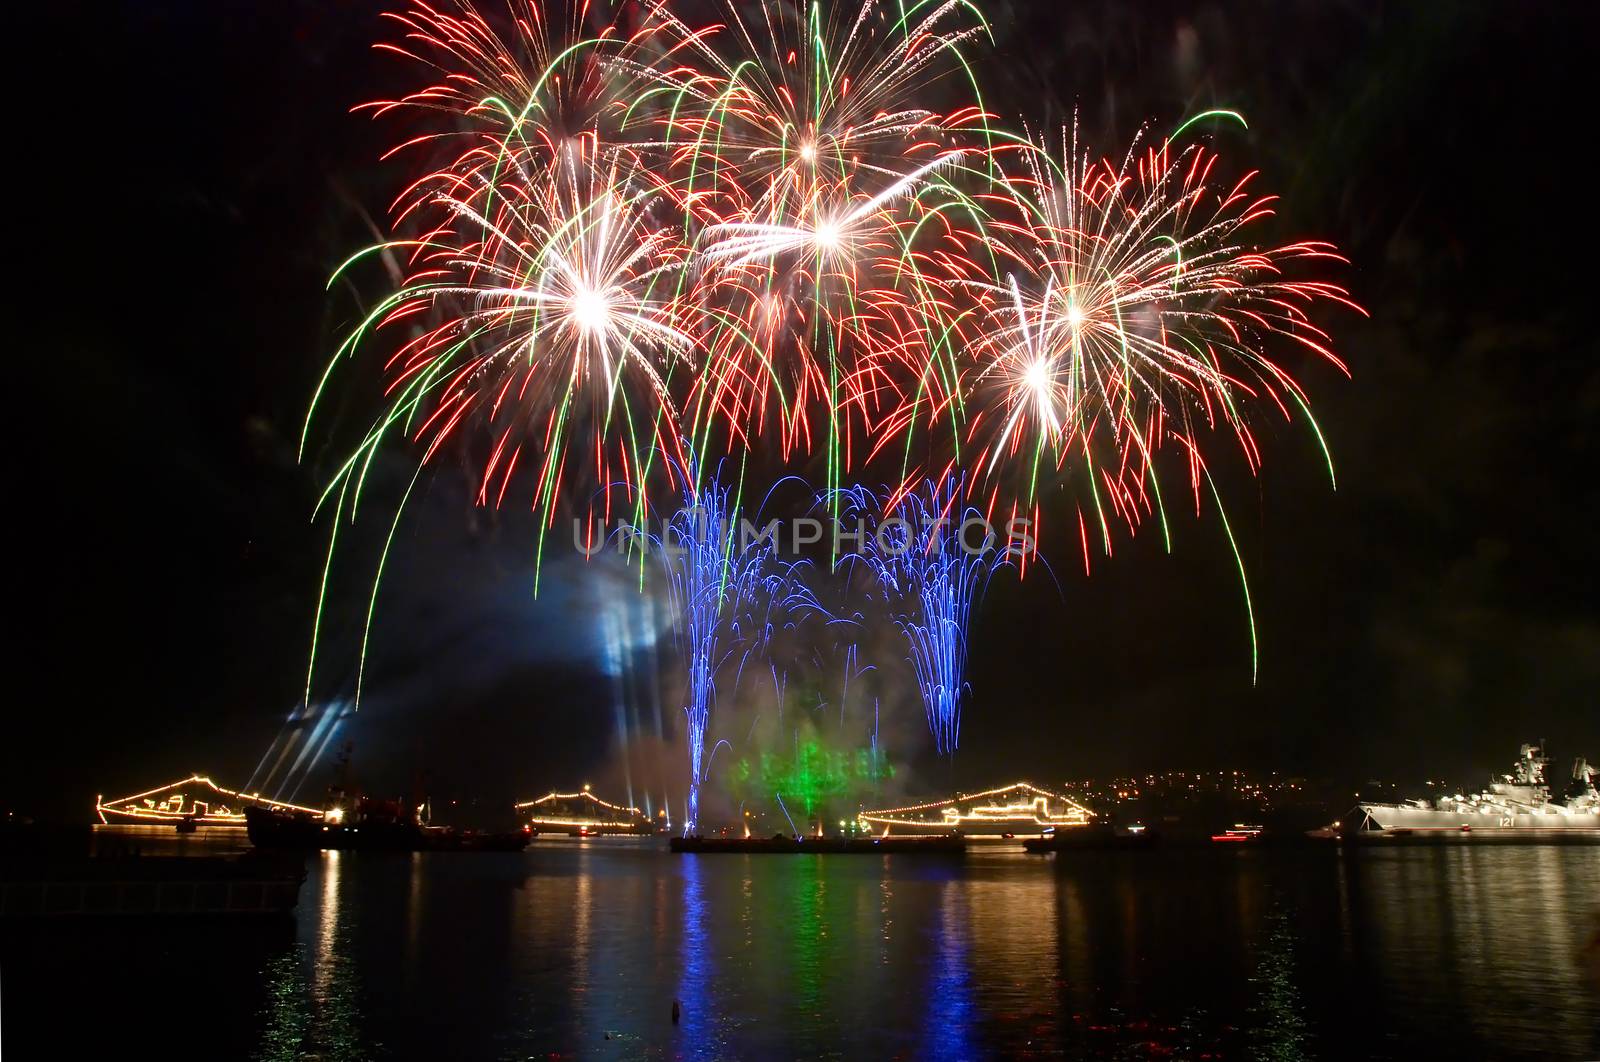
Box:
[515, 786, 656, 837]
[95, 775, 326, 830]
[858, 782, 1095, 839]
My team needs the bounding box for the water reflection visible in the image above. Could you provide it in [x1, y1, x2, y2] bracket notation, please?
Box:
[675, 853, 718, 1058]
[313, 850, 341, 1003]
[1248, 898, 1309, 1062]
[787, 853, 827, 1023]
[1057, 868, 1093, 1017]
[573, 846, 591, 1029]
[254, 947, 311, 1061]
[17, 837, 1592, 1060]
[963, 869, 1060, 1048]
[89, 822, 252, 856]
[921, 878, 979, 1061]
[253, 850, 369, 1061]
[404, 851, 423, 983]
[305, 851, 368, 1059]
[1352, 844, 1600, 1059]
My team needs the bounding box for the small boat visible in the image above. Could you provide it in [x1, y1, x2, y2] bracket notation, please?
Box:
[245, 805, 530, 853]
[1024, 823, 1158, 852]
[1210, 824, 1264, 843]
[670, 833, 965, 855]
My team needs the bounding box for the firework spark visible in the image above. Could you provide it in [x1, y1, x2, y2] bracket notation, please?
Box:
[305, 1, 1359, 735]
[834, 477, 1011, 754]
[647, 461, 824, 835]
[633, 0, 993, 220]
[957, 117, 1363, 544]
[311, 147, 695, 567]
[630, 0, 998, 484]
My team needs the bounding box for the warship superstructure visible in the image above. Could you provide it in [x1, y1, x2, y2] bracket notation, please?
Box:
[1353, 744, 1599, 835]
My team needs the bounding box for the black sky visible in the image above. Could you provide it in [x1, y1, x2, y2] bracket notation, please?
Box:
[11, 1, 1598, 819]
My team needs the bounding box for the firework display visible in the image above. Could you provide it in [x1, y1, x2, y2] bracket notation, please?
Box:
[305, 0, 1359, 806]
[314, 0, 1354, 529]
[632, 0, 994, 480]
[309, 0, 995, 528]
[834, 477, 1009, 754]
[647, 463, 820, 834]
[953, 117, 1361, 555]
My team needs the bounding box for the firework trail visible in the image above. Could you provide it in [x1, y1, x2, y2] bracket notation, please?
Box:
[302, 139, 701, 706]
[633, 0, 994, 214]
[631, 0, 1001, 491]
[312, 143, 695, 568]
[303, 0, 1360, 716]
[305, 2, 698, 575]
[948, 116, 1363, 565]
[299, 3, 716, 708]
[660, 472, 751, 836]
[361, 0, 666, 166]
[834, 476, 1011, 754]
[646, 458, 824, 835]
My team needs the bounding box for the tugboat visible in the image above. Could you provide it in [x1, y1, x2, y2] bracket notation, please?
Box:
[1352, 744, 1600, 837]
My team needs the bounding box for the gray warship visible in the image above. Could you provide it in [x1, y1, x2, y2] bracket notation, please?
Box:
[1353, 743, 1599, 835]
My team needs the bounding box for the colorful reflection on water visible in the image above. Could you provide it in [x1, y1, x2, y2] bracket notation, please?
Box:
[4, 840, 1597, 1059]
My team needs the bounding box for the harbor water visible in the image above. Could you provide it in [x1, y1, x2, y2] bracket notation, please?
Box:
[4, 836, 1598, 1059]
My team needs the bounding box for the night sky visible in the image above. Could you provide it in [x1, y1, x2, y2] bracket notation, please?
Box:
[11, 1, 1598, 821]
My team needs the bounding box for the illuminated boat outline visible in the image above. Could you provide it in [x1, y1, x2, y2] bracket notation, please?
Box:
[514, 786, 655, 836]
[95, 775, 325, 828]
[858, 781, 1095, 837]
